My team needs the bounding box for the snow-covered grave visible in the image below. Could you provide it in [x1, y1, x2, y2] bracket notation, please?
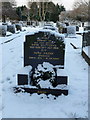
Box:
[16, 29, 68, 96]
[0, 26, 88, 118]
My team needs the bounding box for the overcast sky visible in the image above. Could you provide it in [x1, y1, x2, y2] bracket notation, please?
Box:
[15, 0, 75, 10]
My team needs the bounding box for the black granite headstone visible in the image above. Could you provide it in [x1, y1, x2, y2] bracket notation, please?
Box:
[82, 31, 90, 47]
[84, 26, 90, 31]
[24, 31, 65, 68]
[62, 28, 67, 33]
[65, 22, 69, 26]
[27, 21, 31, 25]
[7, 25, 15, 33]
[76, 26, 79, 31]
[15, 24, 22, 31]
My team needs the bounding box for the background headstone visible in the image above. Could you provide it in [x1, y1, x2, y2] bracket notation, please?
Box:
[76, 25, 79, 31]
[62, 28, 67, 34]
[15, 24, 22, 31]
[67, 26, 76, 36]
[82, 31, 90, 47]
[27, 21, 31, 26]
[0, 25, 7, 37]
[7, 25, 15, 33]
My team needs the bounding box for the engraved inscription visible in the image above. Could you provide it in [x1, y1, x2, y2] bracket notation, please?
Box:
[24, 32, 65, 68]
[29, 39, 60, 60]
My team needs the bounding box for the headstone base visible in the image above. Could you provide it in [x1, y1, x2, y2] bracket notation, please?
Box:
[17, 74, 28, 85]
[16, 73, 68, 96]
[14, 87, 68, 96]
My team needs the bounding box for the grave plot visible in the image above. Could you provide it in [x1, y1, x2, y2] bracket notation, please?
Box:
[15, 30, 68, 96]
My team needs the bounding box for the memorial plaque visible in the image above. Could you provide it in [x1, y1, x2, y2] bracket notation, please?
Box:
[24, 31, 65, 68]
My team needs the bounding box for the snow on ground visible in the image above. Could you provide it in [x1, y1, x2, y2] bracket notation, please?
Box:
[0, 27, 89, 118]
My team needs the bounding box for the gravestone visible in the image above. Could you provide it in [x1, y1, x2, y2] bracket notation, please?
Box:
[7, 25, 15, 33]
[67, 26, 76, 37]
[27, 21, 31, 25]
[65, 22, 69, 26]
[24, 31, 65, 68]
[62, 28, 67, 34]
[16, 30, 68, 96]
[76, 26, 79, 31]
[84, 26, 90, 31]
[82, 31, 90, 65]
[82, 31, 90, 47]
[15, 24, 22, 31]
[0, 25, 7, 37]
[67, 26, 76, 35]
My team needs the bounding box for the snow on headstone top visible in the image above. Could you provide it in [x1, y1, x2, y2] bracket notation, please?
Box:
[40, 29, 65, 41]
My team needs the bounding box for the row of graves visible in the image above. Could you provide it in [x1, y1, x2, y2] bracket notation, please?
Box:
[0, 20, 39, 37]
[27, 20, 39, 27]
[14, 29, 68, 97]
[0, 22, 23, 37]
[56, 21, 78, 38]
[56, 21, 90, 65]
[82, 22, 90, 65]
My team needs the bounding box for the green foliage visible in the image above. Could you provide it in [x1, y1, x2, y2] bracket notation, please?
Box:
[8, 1, 66, 22]
[29, 2, 66, 22]
[16, 5, 28, 21]
[45, 3, 66, 22]
[16, 7, 22, 20]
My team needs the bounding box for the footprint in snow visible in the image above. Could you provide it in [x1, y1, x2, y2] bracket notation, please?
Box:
[11, 51, 13, 52]
[6, 77, 10, 81]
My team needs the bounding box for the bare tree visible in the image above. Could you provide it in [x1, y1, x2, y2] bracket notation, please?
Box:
[1, 0, 18, 22]
[69, 0, 89, 21]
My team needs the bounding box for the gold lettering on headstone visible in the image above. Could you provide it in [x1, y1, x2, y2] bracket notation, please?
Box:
[29, 39, 60, 61]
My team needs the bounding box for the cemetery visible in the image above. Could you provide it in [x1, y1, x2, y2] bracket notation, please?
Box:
[0, 0, 89, 118]
[0, 20, 89, 118]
